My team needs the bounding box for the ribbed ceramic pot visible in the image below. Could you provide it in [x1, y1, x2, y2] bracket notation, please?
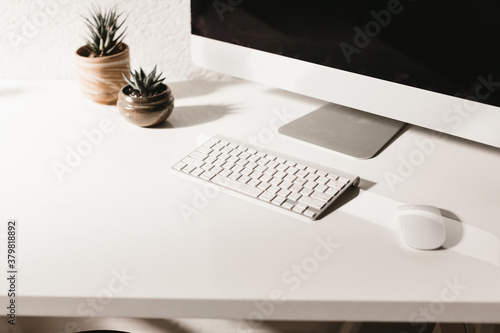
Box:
[75, 43, 130, 105]
[117, 84, 174, 127]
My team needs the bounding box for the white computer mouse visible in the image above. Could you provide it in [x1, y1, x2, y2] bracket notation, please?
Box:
[398, 205, 446, 250]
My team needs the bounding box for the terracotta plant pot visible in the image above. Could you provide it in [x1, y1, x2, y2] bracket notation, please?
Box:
[75, 43, 130, 105]
[117, 84, 174, 127]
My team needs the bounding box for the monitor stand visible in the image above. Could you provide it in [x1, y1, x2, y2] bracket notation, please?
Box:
[278, 103, 406, 159]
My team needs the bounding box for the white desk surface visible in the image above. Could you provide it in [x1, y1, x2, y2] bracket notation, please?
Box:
[1, 79, 500, 323]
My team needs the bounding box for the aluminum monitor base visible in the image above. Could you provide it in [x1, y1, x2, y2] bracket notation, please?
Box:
[278, 103, 406, 159]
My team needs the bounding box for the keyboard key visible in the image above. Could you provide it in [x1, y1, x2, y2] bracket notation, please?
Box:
[300, 188, 313, 196]
[191, 168, 204, 177]
[263, 168, 277, 176]
[257, 182, 271, 191]
[250, 171, 263, 179]
[315, 184, 328, 193]
[202, 163, 214, 171]
[296, 170, 308, 178]
[338, 177, 350, 184]
[232, 165, 244, 173]
[183, 164, 195, 173]
[303, 209, 317, 218]
[212, 175, 263, 198]
[311, 191, 331, 202]
[294, 177, 307, 186]
[236, 159, 248, 166]
[277, 188, 291, 197]
[183, 156, 205, 168]
[229, 172, 241, 180]
[282, 200, 294, 210]
[248, 155, 260, 162]
[255, 165, 267, 173]
[173, 161, 187, 171]
[197, 146, 213, 154]
[221, 146, 232, 154]
[288, 192, 301, 201]
[275, 171, 287, 179]
[241, 168, 253, 176]
[298, 195, 326, 210]
[205, 156, 217, 164]
[260, 174, 273, 183]
[259, 191, 276, 202]
[246, 162, 258, 169]
[268, 185, 281, 194]
[327, 179, 346, 189]
[316, 170, 327, 177]
[316, 176, 329, 185]
[267, 160, 279, 168]
[203, 141, 216, 148]
[256, 152, 266, 158]
[269, 178, 282, 186]
[293, 203, 308, 214]
[327, 173, 338, 180]
[290, 184, 303, 192]
[304, 180, 317, 189]
[325, 187, 339, 196]
[200, 171, 216, 181]
[276, 164, 288, 172]
[209, 150, 222, 158]
[239, 175, 251, 184]
[247, 179, 261, 187]
[272, 195, 287, 206]
[257, 158, 268, 166]
[306, 173, 318, 181]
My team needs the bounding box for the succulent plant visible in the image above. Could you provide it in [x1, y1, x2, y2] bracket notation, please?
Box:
[83, 6, 126, 57]
[123, 66, 166, 97]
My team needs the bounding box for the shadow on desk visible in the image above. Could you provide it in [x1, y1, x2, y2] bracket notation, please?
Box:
[318, 180, 376, 220]
[156, 105, 232, 129]
[168, 79, 246, 99]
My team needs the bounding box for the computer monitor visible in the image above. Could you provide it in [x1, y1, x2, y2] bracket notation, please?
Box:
[191, 0, 500, 158]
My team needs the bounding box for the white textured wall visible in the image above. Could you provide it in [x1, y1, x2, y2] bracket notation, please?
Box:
[0, 0, 226, 81]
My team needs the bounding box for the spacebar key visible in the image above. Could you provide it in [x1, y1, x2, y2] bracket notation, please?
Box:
[212, 175, 263, 198]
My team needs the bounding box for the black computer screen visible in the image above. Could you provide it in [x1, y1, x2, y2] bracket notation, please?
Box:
[192, 0, 500, 107]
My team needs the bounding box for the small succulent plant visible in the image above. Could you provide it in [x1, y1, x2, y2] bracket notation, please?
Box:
[123, 66, 166, 97]
[83, 6, 126, 57]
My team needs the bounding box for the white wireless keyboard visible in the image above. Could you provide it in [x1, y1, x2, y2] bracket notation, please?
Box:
[172, 136, 360, 221]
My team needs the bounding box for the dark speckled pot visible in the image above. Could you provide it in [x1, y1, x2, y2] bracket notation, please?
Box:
[117, 84, 174, 127]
